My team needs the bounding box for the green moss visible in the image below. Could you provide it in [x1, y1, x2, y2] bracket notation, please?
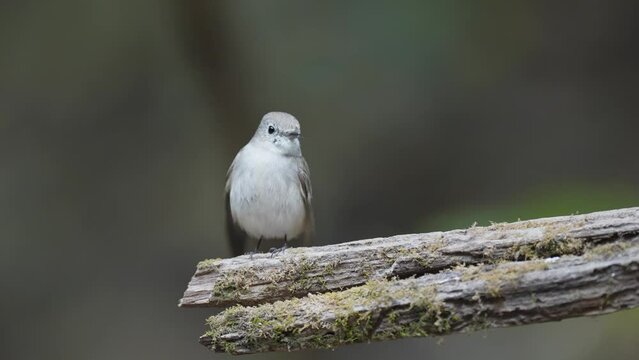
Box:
[383, 237, 445, 275]
[507, 225, 584, 261]
[196, 258, 222, 271]
[359, 262, 375, 278]
[323, 259, 340, 277]
[466, 312, 490, 332]
[204, 279, 456, 353]
[212, 267, 259, 300]
[585, 241, 634, 259]
[280, 255, 335, 293]
[461, 260, 548, 298]
[210, 255, 336, 302]
[396, 244, 435, 269]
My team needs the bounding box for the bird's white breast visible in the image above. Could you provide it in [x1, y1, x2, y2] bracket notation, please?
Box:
[229, 143, 306, 240]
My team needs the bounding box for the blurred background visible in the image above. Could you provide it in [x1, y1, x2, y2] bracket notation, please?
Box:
[2, 0, 638, 359]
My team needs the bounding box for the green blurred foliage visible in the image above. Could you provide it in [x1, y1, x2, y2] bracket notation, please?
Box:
[423, 183, 639, 230]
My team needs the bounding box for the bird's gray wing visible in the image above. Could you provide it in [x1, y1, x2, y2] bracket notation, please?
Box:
[225, 164, 248, 257]
[298, 157, 315, 246]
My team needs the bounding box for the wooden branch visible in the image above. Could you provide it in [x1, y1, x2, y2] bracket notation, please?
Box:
[180, 207, 639, 307]
[200, 238, 639, 354]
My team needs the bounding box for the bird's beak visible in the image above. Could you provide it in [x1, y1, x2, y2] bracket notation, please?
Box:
[286, 131, 301, 139]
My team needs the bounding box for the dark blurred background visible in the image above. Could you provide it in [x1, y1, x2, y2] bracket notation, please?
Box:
[2, 1, 638, 359]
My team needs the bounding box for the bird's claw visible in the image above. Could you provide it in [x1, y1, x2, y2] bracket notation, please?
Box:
[269, 244, 288, 257]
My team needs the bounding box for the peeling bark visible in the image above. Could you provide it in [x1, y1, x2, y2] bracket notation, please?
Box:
[180, 207, 639, 307]
[200, 239, 639, 354]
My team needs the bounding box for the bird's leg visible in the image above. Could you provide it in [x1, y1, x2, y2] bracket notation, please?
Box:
[255, 236, 264, 252]
[247, 236, 264, 259]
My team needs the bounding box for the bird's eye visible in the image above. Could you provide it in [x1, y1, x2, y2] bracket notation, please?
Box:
[268, 125, 275, 134]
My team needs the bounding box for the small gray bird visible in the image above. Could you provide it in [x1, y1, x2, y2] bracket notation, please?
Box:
[225, 112, 314, 256]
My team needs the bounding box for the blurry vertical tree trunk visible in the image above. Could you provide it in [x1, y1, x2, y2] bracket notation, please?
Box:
[176, 0, 255, 149]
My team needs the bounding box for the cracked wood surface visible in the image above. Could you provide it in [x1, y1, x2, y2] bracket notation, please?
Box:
[200, 237, 639, 354]
[180, 207, 639, 307]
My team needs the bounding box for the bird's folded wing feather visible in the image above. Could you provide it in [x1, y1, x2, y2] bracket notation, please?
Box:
[225, 161, 248, 256]
[297, 157, 315, 246]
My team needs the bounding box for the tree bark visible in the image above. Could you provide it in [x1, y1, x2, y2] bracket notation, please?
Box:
[180, 207, 639, 307]
[200, 238, 639, 354]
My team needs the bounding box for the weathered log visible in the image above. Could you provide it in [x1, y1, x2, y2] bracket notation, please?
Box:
[200, 238, 639, 354]
[180, 207, 639, 307]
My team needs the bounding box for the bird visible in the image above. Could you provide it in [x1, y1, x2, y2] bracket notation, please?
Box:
[225, 112, 314, 256]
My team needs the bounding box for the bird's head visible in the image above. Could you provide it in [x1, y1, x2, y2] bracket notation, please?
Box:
[252, 112, 303, 157]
